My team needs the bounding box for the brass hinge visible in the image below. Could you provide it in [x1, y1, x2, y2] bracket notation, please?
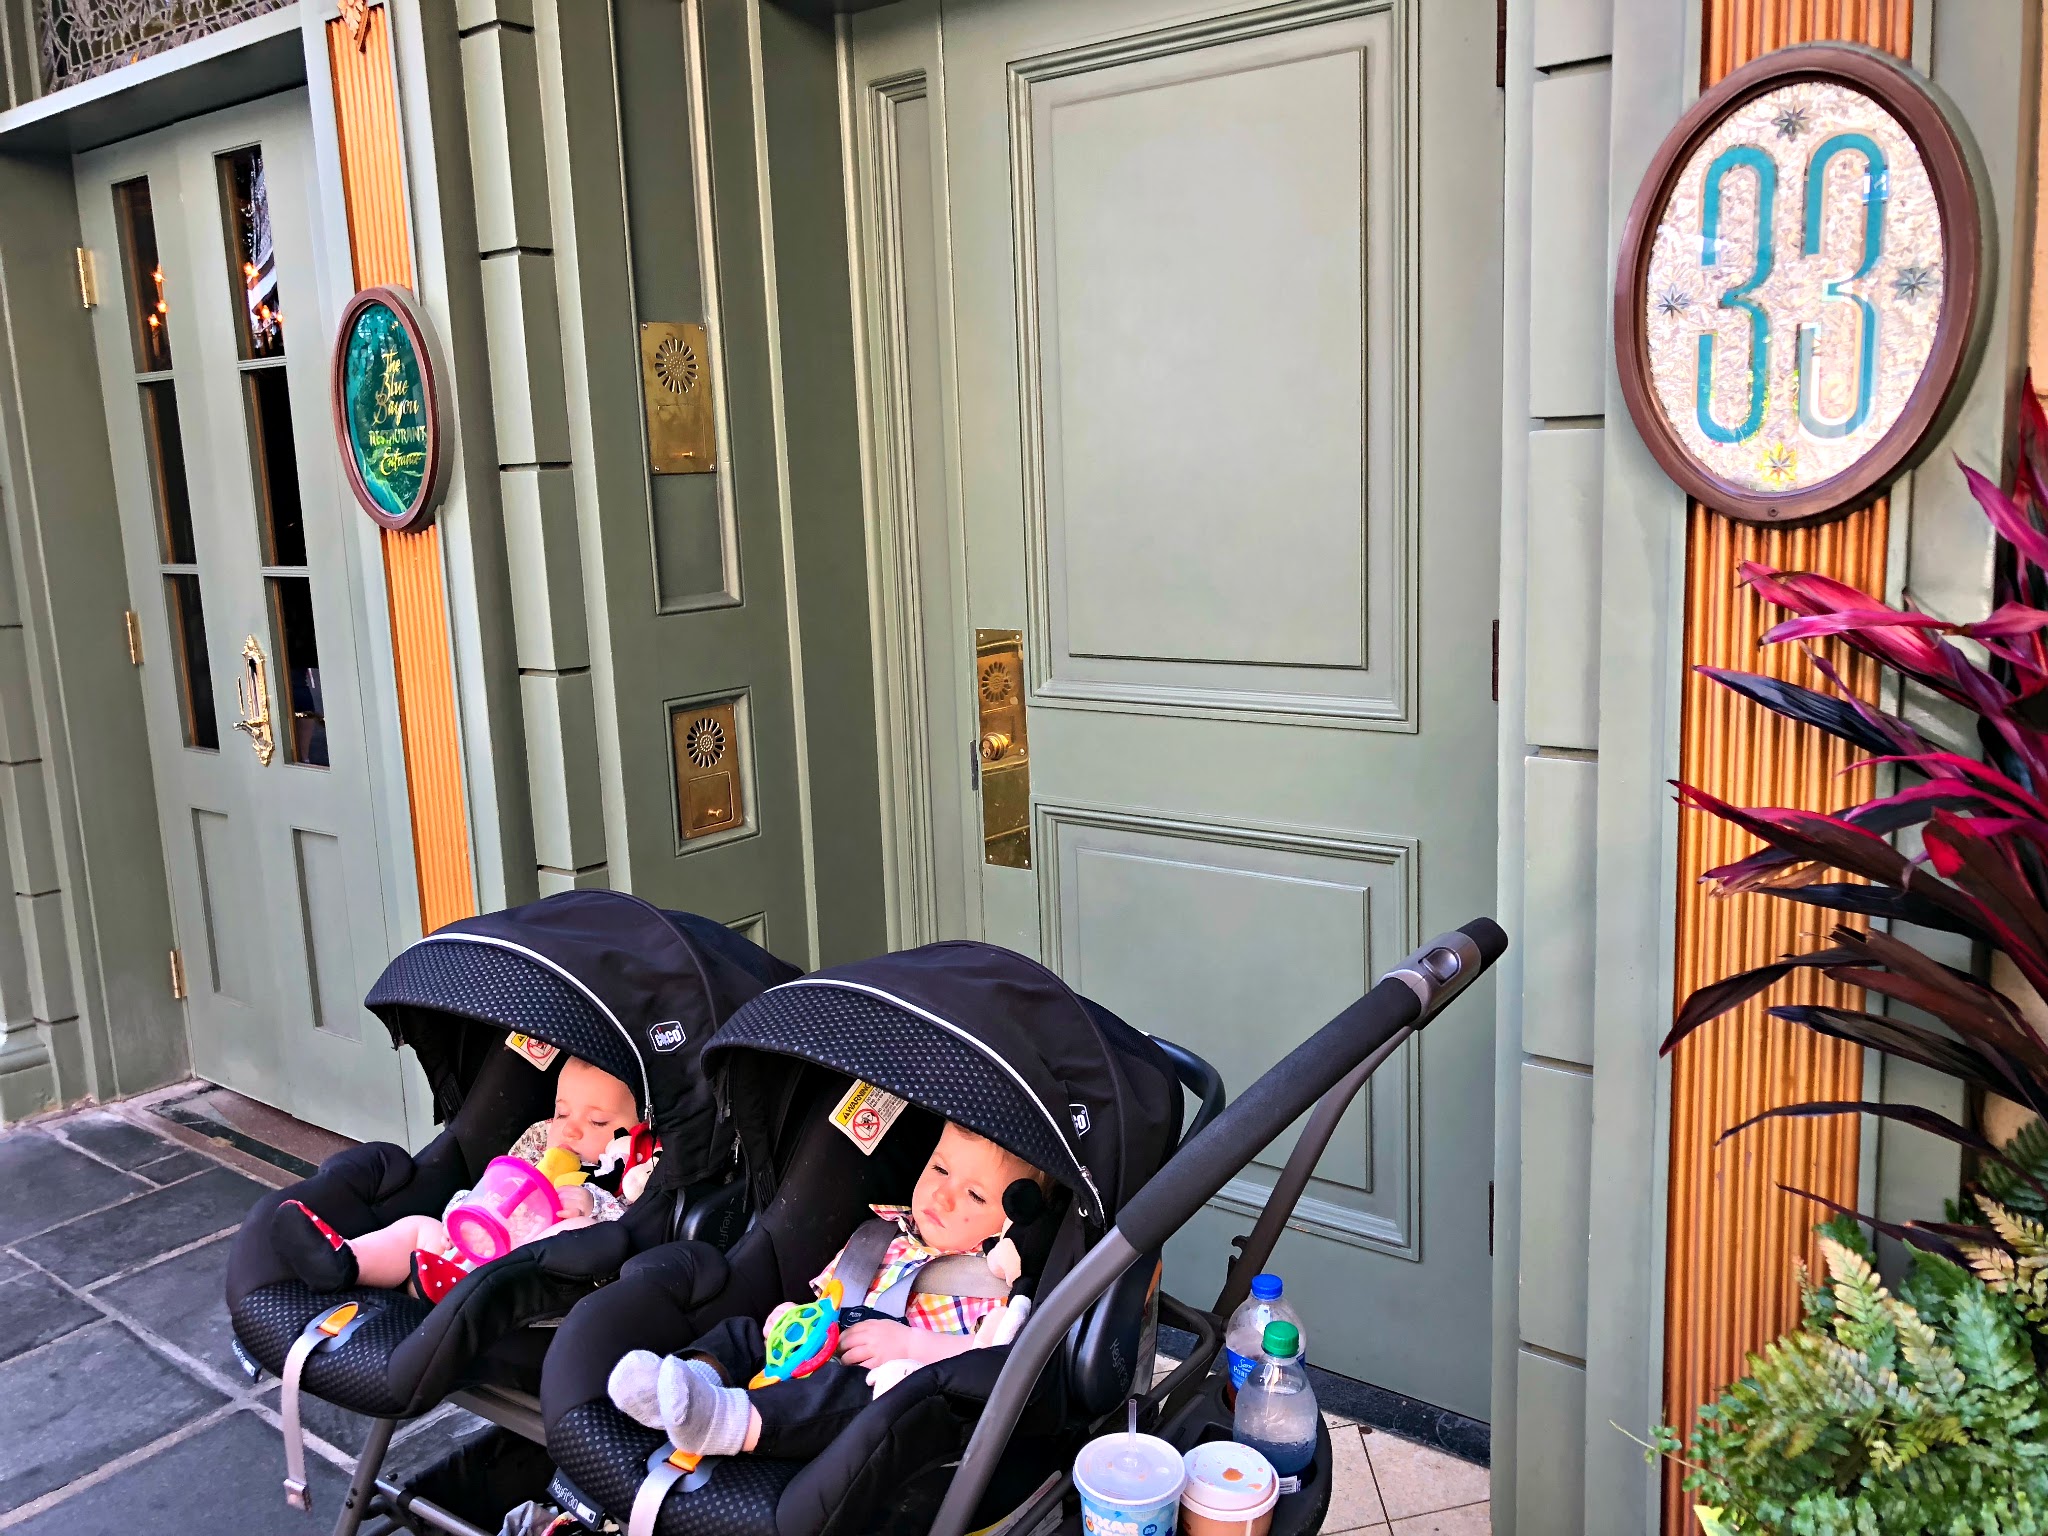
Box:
[168, 948, 187, 1000]
[123, 610, 143, 665]
[76, 247, 99, 310]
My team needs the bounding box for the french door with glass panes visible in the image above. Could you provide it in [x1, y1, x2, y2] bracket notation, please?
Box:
[76, 92, 407, 1144]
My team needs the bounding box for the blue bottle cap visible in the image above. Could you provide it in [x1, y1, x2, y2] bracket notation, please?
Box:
[1250, 1273, 1282, 1300]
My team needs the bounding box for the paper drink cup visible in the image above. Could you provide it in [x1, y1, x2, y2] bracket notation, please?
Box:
[1074, 1432, 1185, 1536]
[1179, 1443, 1280, 1536]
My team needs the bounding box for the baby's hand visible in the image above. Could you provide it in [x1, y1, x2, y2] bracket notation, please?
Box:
[838, 1320, 970, 1368]
[837, 1319, 926, 1368]
[557, 1185, 595, 1219]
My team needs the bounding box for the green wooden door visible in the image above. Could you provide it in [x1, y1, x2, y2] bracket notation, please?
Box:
[77, 92, 408, 1146]
[847, 0, 1503, 1414]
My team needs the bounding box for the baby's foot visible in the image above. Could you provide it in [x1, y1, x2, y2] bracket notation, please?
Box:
[656, 1357, 750, 1456]
[273, 1200, 358, 1291]
[608, 1350, 666, 1430]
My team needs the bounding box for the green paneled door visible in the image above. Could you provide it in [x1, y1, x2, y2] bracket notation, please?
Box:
[846, 0, 1503, 1414]
[77, 93, 407, 1146]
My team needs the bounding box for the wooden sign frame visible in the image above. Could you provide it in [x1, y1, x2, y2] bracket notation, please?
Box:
[331, 285, 449, 532]
[1613, 44, 1985, 526]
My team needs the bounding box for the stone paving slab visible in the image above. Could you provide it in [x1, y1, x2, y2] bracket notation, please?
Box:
[90, 1234, 237, 1373]
[0, 1134, 147, 1246]
[0, 1320, 228, 1510]
[3, 1409, 350, 1536]
[16, 1165, 267, 1287]
[0, 1272, 98, 1364]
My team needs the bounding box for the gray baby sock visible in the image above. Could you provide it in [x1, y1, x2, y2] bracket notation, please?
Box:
[608, 1350, 666, 1430]
[655, 1355, 752, 1458]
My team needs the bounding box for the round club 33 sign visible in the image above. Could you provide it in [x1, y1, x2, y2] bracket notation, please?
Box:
[331, 286, 448, 531]
[1615, 44, 1985, 525]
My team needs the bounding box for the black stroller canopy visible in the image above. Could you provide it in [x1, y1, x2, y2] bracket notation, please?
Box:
[706, 941, 1181, 1225]
[366, 891, 799, 1183]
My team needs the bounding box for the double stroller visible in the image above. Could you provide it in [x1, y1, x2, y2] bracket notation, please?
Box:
[225, 891, 798, 1535]
[227, 889, 1505, 1536]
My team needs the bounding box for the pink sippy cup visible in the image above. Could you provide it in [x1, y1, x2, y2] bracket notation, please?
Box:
[444, 1156, 563, 1265]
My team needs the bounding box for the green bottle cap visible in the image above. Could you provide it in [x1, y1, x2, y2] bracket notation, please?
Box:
[1262, 1321, 1300, 1358]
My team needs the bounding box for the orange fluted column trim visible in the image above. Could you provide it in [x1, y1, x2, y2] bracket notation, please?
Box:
[1663, 4, 1911, 1532]
[327, 6, 476, 934]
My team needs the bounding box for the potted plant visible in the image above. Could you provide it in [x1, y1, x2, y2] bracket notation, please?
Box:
[1656, 391, 2048, 1531]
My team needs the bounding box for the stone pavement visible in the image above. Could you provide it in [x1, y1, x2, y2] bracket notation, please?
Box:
[0, 1094, 487, 1535]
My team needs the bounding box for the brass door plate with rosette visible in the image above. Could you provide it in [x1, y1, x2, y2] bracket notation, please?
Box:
[976, 630, 1030, 869]
[1613, 44, 1985, 526]
[670, 697, 743, 843]
[640, 322, 717, 475]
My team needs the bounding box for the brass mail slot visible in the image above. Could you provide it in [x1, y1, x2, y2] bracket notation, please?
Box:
[641, 321, 717, 474]
[671, 697, 743, 843]
[976, 630, 1029, 869]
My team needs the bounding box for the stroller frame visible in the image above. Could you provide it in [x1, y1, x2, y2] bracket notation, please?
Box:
[933, 918, 1508, 1536]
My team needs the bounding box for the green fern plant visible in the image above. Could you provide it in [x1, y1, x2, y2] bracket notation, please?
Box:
[1663, 1216, 2048, 1535]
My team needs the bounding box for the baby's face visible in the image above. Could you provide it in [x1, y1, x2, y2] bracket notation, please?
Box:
[547, 1058, 637, 1162]
[909, 1123, 1039, 1254]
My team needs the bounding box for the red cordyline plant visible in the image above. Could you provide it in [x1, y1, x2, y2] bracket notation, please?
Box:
[1664, 383, 2048, 1241]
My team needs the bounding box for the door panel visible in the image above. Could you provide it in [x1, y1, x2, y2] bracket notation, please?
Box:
[848, 0, 1502, 1414]
[78, 92, 407, 1145]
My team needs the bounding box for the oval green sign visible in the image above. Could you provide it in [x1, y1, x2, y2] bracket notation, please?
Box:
[332, 287, 444, 530]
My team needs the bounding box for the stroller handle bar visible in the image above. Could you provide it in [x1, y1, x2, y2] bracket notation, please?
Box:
[931, 918, 1508, 1536]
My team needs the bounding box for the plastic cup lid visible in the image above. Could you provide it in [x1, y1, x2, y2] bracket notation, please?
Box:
[1181, 1443, 1280, 1515]
[1074, 1433, 1185, 1505]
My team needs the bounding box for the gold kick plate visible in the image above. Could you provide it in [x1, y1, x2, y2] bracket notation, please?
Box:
[232, 635, 275, 766]
[640, 322, 717, 474]
[976, 630, 1030, 869]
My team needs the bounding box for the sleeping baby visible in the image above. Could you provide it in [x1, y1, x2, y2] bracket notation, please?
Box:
[273, 1055, 657, 1298]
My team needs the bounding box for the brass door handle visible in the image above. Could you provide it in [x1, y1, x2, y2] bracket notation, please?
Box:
[232, 635, 275, 766]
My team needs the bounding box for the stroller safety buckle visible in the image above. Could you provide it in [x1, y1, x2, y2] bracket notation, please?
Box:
[628, 1444, 717, 1536]
[279, 1301, 374, 1512]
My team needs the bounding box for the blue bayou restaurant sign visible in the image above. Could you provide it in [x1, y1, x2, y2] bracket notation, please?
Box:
[332, 286, 446, 531]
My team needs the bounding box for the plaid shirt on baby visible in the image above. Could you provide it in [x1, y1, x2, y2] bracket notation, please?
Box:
[810, 1204, 1005, 1336]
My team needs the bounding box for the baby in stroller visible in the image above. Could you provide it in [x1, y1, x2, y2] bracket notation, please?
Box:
[606, 1120, 1045, 1460]
[272, 1053, 660, 1297]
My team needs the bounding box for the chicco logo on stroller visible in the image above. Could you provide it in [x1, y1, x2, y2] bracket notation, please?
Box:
[648, 1020, 687, 1052]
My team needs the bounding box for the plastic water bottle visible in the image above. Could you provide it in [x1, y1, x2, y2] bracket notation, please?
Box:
[1231, 1321, 1317, 1482]
[1224, 1273, 1306, 1401]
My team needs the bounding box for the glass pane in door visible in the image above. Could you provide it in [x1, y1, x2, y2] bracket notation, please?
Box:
[112, 177, 172, 373]
[163, 573, 219, 750]
[217, 146, 284, 360]
[244, 369, 304, 565]
[267, 576, 326, 767]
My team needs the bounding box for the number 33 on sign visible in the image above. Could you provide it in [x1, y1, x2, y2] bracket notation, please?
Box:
[1615, 44, 1985, 527]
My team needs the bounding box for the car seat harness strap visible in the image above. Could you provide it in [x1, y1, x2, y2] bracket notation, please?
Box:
[630, 1444, 717, 1536]
[279, 1301, 373, 1511]
[831, 1218, 1012, 1324]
